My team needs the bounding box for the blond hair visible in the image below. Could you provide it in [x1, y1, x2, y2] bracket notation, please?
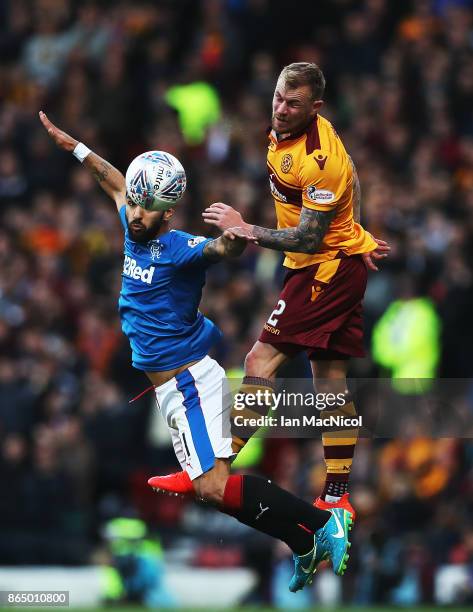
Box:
[278, 62, 326, 100]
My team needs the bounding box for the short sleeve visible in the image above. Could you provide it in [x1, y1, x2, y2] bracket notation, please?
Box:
[300, 154, 349, 212]
[171, 231, 212, 268]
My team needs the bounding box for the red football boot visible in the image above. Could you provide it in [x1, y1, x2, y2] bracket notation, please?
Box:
[148, 471, 194, 498]
[314, 492, 356, 521]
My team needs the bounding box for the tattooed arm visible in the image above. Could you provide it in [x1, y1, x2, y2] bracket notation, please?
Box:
[83, 154, 125, 210]
[203, 227, 256, 262]
[203, 203, 336, 255]
[39, 111, 126, 210]
[251, 207, 336, 254]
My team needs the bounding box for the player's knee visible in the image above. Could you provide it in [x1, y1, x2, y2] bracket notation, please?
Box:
[245, 346, 268, 377]
[192, 470, 228, 505]
[244, 348, 257, 374]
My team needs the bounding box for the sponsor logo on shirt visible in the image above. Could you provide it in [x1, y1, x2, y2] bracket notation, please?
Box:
[306, 186, 335, 204]
[269, 175, 287, 202]
[123, 256, 155, 284]
[188, 236, 206, 248]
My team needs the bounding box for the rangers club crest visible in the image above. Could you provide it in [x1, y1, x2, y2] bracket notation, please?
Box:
[150, 241, 163, 260]
[281, 153, 293, 173]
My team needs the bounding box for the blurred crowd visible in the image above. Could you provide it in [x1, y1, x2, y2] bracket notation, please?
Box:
[1, 0, 473, 606]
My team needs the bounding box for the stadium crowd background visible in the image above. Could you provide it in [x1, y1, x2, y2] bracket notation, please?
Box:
[1, 0, 473, 606]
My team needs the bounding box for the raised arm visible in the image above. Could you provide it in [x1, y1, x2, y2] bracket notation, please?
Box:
[203, 203, 335, 255]
[39, 111, 126, 211]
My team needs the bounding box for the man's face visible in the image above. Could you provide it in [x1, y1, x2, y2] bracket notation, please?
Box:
[271, 81, 320, 135]
[125, 196, 167, 243]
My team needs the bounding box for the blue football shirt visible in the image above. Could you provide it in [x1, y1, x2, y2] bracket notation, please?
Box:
[118, 205, 222, 371]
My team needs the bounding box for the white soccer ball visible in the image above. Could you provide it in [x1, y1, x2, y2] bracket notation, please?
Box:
[125, 150, 187, 211]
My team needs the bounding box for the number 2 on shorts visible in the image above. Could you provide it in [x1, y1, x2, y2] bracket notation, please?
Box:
[267, 299, 286, 326]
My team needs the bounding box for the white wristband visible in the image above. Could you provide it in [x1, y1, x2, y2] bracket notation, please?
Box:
[73, 142, 91, 163]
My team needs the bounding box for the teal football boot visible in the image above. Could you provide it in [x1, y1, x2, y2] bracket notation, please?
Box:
[313, 507, 353, 575]
[288, 536, 320, 592]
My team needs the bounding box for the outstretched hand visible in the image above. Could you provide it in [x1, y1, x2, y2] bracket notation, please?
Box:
[363, 238, 390, 271]
[203, 202, 250, 232]
[223, 226, 258, 244]
[39, 111, 77, 152]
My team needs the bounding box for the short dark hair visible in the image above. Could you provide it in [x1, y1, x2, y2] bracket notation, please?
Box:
[278, 62, 326, 100]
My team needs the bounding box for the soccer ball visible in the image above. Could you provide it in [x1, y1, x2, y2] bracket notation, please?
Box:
[125, 151, 187, 211]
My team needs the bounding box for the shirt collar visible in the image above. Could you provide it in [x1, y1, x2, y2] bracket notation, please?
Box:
[266, 115, 318, 146]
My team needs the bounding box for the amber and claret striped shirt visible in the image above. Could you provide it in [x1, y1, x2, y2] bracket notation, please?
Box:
[267, 114, 377, 269]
